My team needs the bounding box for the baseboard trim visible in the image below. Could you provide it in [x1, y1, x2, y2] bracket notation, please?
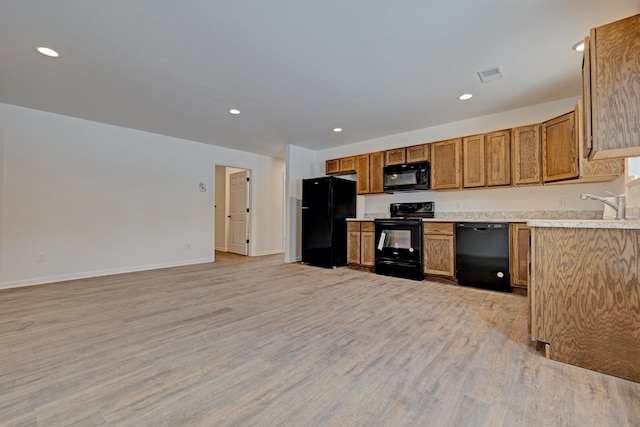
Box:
[252, 249, 285, 256]
[0, 258, 213, 290]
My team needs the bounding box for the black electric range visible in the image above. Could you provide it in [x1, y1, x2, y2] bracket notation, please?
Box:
[374, 202, 434, 280]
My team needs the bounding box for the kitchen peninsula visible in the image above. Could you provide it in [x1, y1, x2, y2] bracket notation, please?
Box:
[528, 219, 640, 382]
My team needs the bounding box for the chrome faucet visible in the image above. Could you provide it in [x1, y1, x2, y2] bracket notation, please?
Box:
[580, 191, 626, 220]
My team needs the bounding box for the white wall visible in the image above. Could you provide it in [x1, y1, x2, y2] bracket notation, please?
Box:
[0, 103, 285, 289]
[284, 144, 316, 262]
[314, 97, 620, 217]
[0, 129, 4, 279]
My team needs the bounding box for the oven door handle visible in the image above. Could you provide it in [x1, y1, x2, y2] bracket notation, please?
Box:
[377, 232, 386, 251]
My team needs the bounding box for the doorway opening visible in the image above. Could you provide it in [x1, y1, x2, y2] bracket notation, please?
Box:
[214, 165, 251, 258]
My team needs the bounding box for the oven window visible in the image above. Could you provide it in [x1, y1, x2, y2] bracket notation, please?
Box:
[384, 170, 418, 187]
[379, 229, 412, 250]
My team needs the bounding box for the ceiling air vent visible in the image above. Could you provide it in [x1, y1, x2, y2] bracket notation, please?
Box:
[477, 66, 503, 83]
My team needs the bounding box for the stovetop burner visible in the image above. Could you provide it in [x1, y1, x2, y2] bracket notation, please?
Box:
[390, 202, 434, 218]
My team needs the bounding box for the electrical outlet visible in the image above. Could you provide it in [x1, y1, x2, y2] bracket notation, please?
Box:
[455, 202, 461, 210]
[36, 252, 47, 263]
[199, 182, 207, 192]
[559, 197, 566, 208]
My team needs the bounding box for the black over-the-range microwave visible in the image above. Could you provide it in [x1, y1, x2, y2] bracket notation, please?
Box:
[383, 161, 430, 192]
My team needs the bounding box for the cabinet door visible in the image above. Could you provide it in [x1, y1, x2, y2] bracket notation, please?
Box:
[339, 156, 356, 173]
[347, 230, 361, 264]
[361, 230, 375, 266]
[542, 112, 579, 182]
[355, 154, 370, 194]
[509, 223, 530, 289]
[582, 34, 593, 159]
[588, 14, 640, 160]
[463, 135, 486, 188]
[486, 130, 511, 186]
[369, 152, 385, 194]
[327, 157, 356, 175]
[326, 159, 340, 175]
[384, 148, 406, 166]
[575, 100, 625, 181]
[423, 234, 455, 277]
[512, 125, 542, 186]
[406, 144, 430, 163]
[431, 139, 462, 190]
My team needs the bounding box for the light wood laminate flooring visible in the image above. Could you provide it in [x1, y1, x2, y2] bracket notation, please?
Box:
[1, 252, 639, 426]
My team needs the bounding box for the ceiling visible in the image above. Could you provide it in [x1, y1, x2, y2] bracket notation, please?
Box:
[1, 1, 639, 158]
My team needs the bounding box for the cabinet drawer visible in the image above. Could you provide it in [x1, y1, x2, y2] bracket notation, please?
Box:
[361, 221, 375, 232]
[347, 222, 361, 232]
[423, 222, 454, 235]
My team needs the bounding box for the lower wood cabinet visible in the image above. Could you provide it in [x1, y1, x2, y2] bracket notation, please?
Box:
[347, 221, 375, 267]
[530, 226, 640, 382]
[423, 222, 455, 277]
[509, 223, 531, 290]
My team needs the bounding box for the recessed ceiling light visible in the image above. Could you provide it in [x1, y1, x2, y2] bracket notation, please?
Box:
[333, 128, 343, 133]
[34, 46, 60, 58]
[229, 108, 240, 115]
[572, 40, 585, 52]
[458, 93, 473, 101]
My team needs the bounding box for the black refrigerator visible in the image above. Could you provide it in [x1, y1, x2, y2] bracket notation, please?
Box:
[302, 176, 356, 268]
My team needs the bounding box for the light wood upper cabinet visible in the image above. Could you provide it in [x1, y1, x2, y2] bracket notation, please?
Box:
[355, 154, 371, 194]
[575, 100, 625, 182]
[384, 148, 406, 166]
[582, 34, 593, 159]
[583, 14, 640, 160]
[340, 156, 356, 173]
[512, 124, 542, 186]
[369, 151, 385, 194]
[431, 139, 462, 190]
[326, 159, 340, 175]
[486, 130, 511, 186]
[542, 112, 579, 182]
[423, 222, 455, 277]
[462, 131, 510, 188]
[406, 144, 430, 163]
[543, 102, 624, 185]
[326, 156, 356, 175]
[462, 135, 486, 188]
[356, 152, 384, 195]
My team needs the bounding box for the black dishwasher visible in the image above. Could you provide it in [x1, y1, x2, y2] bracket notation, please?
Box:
[455, 222, 510, 292]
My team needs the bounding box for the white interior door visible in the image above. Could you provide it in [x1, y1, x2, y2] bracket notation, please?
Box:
[229, 170, 249, 255]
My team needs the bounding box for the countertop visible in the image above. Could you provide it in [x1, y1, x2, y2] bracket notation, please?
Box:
[347, 210, 605, 224]
[526, 219, 640, 229]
